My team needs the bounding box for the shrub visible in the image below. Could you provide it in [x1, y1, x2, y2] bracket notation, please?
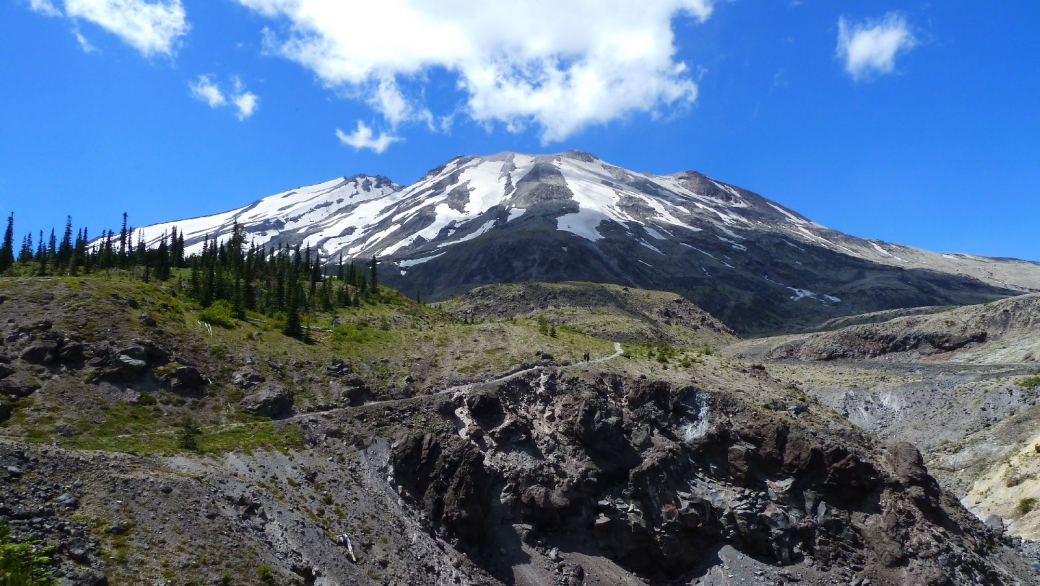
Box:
[0, 521, 55, 585]
[199, 300, 237, 328]
[176, 416, 201, 451]
[1018, 497, 1037, 515]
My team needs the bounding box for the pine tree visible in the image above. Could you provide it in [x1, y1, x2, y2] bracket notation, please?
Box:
[118, 212, 128, 263]
[0, 213, 14, 272]
[57, 215, 73, 270]
[47, 229, 57, 261]
[283, 283, 303, 338]
[18, 232, 33, 263]
[369, 255, 378, 295]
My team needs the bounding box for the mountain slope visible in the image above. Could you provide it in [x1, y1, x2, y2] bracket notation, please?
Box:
[130, 151, 1040, 334]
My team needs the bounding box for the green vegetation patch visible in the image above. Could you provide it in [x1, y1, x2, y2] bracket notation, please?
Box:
[1018, 497, 1037, 516]
[199, 300, 238, 328]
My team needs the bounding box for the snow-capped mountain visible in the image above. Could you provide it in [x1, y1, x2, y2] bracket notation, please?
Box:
[131, 151, 1040, 334]
[136, 174, 400, 256]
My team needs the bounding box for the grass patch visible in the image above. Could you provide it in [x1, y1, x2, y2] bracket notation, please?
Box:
[1019, 374, 1040, 389]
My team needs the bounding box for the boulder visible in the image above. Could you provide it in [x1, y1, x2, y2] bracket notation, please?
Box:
[0, 376, 41, 398]
[233, 368, 266, 388]
[0, 363, 13, 379]
[241, 384, 294, 417]
[325, 359, 353, 377]
[332, 377, 370, 406]
[168, 366, 204, 392]
[115, 354, 148, 378]
[20, 341, 59, 365]
[117, 346, 148, 362]
[59, 342, 84, 364]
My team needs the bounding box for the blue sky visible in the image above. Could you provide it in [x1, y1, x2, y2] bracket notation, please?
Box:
[1, 1, 1037, 259]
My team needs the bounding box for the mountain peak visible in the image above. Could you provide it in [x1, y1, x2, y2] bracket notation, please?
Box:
[126, 151, 1040, 334]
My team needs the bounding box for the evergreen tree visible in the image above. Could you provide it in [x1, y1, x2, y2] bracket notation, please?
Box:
[369, 255, 378, 295]
[57, 215, 73, 270]
[18, 232, 33, 263]
[118, 212, 128, 263]
[47, 229, 57, 261]
[0, 213, 13, 272]
[283, 282, 303, 338]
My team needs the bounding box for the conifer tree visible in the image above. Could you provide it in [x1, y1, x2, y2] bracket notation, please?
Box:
[370, 255, 378, 295]
[118, 212, 128, 262]
[283, 282, 303, 338]
[57, 215, 73, 270]
[18, 232, 33, 263]
[0, 213, 13, 271]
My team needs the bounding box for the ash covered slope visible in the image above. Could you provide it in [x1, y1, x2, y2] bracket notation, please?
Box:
[132, 151, 1040, 334]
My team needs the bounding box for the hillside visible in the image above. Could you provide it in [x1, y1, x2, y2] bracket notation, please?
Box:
[122, 151, 1040, 335]
[720, 294, 1040, 545]
[725, 293, 1040, 364]
[437, 281, 737, 350]
[1, 275, 1034, 585]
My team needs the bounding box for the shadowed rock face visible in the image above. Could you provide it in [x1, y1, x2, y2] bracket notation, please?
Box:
[385, 372, 1021, 585]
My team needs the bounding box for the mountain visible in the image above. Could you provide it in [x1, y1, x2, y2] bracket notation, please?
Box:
[130, 151, 1040, 334]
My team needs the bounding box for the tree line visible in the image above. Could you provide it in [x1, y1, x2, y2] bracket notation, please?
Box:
[0, 212, 185, 277]
[0, 213, 381, 340]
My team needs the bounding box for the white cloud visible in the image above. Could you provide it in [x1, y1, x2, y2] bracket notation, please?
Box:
[234, 92, 260, 120]
[24, 0, 189, 57]
[190, 75, 226, 108]
[336, 121, 401, 154]
[190, 75, 260, 120]
[837, 13, 917, 81]
[74, 28, 97, 53]
[26, 0, 61, 17]
[237, 0, 714, 142]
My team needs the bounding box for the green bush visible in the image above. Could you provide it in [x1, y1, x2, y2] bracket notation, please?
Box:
[1018, 497, 1037, 515]
[199, 300, 237, 328]
[0, 521, 55, 585]
[176, 416, 201, 451]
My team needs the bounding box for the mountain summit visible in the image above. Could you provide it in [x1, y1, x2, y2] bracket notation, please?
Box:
[133, 151, 1040, 334]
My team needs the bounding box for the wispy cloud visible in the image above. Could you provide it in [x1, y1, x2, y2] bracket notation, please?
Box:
[26, 0, 61, 17]
[189, 75, 260, 120]
[26, 0, 190, 57]
[837, 12, 917, 81]
[190, 75, 226, 107]
[237, 0, 715, 143]
[335, 121, 401, 154]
